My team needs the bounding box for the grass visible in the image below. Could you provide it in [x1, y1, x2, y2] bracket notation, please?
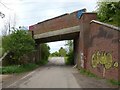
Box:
[79, 68, 100, 79]
[0, 59, 49, 74]
[0, 63, 39, 74]
[107, 79, 120, 86]
[79, 68, 120, 86]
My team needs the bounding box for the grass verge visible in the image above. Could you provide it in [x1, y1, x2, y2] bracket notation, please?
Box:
[107, 79, 120, 86]
[0, 63, 38, 74]
[79, 68, 120, 86]
[79, 68, 99, 78]
[0, 59, 49, 74]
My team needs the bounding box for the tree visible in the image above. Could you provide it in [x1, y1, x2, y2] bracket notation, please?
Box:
[36, 44, 50, 65]
[66, 50, 74, 65]
[59, 47, 67, 57]
[2, 30, 35, 65]
[65, 40, 74, 65]
[0, 12, 5, 18]
[41, 43, 50, 61]
[97, 1, 120, 26]
[1, 12, 16, 36]
[51, 51, 59, 57]
[65, 40, 73, 53]
[0, 36, 2, 57]
[2, 21, 10, 36]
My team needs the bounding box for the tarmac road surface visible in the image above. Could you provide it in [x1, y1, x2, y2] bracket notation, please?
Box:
[4, 57, 80, 88]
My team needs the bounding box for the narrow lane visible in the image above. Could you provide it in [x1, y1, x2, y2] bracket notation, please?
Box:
[6, 57, 80, 88]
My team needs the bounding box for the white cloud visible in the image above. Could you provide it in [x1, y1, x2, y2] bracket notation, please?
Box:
[19, 0, 97, 3]
[1, 0, 97, 26]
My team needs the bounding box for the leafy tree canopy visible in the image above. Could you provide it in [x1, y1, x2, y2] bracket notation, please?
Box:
[51, 51, 60, 57]
[65, 40, 74, 65]
[59, 47, 67, 57]
[65, 40, 73, 53]
[97, 1, 120, 26]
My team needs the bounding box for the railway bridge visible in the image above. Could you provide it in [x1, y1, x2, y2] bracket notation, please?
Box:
[29, 9, 119, 81]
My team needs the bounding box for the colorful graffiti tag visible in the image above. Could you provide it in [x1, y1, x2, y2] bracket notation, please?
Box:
[91, 51, 118, 69]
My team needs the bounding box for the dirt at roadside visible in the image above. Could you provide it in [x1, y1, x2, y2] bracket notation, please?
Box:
[1, 75, 13, 81]
[1, 66, 43, 88]
[1, 71, 33, 88]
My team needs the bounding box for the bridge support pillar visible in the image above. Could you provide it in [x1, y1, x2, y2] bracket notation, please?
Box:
[74, 35, 82, 68]
[74, 13, 97, 69]
[35, 43, 41, 63]
[74, 31, 85, 69]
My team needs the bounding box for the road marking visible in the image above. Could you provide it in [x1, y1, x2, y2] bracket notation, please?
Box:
[6, 70, 36, 88]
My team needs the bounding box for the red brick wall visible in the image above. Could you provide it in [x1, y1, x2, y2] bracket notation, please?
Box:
[76, 13, 97, 69]
[86, 22, 119, 80]
[29, 12, 80, 35]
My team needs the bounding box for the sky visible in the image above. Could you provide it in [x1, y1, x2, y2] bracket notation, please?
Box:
[0, 0, 97, 53]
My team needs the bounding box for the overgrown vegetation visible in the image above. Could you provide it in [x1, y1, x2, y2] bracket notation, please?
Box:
[36, 43, 50, 65]
[65, 50, 74, 65]
[64, 40, 74, 65]
[2, 30, 35, 65]
[97, 1, 120, 26]
[1, 29, 50, 74]
[0, 63, 38, 74]
[50, 51, 60, 57]
[79, 68, 120, 86]
[41, 44, 50, 61]
[108, 79, 120, 86]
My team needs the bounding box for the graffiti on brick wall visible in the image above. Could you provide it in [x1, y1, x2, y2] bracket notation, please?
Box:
[80, 52, 84, 68]
[113, 62, 118, 68]
[91, 51, 118, 69]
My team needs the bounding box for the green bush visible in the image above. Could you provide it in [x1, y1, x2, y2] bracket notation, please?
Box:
[108, 79, 120, 86]
[37, 59, 48, 66]
[59, 47, 67, 57]
[50, 47, 67, 57]
[65, 50, 74, 65]
[36, 43, 50, 65]
[50, 51, 60, 57]
[40, 44, 50, 61]
[2, 30, 35, 65]
[64, 40, 74, 65]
